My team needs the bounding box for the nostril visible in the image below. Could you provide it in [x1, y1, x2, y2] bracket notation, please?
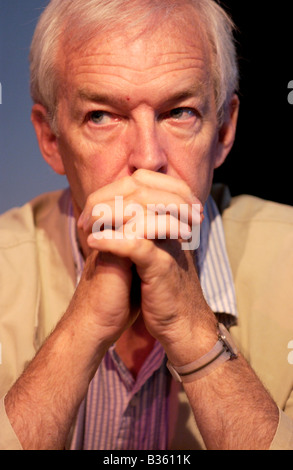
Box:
[129, 162, 168, 175]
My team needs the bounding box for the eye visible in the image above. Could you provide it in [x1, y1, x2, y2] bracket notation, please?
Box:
[88, 111, 115, 125]
[169, 107, 197, 121]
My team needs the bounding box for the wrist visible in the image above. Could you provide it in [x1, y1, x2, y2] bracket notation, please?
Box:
[167, 323, 238, 383]
[56, 305, 112, 372]
[162, 310, 219, 367]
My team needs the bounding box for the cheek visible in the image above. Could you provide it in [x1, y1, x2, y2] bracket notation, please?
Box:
[170, 135, 219, 203]
[56, 132, 128, 204]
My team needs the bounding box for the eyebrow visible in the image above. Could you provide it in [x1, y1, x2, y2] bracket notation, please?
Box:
[161, 84, 207, 108]
[77, 89, 129, 108]
[77, 81, 208, 109]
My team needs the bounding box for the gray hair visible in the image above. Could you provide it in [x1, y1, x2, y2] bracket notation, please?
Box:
[30, 0, 239, 131]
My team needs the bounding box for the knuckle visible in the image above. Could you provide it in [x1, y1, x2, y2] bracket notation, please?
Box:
[123, 174, 138, 192]
[86, 192, 98, 210]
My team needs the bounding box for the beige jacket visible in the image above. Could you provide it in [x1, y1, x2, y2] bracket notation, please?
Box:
[0, 187, 292, 450]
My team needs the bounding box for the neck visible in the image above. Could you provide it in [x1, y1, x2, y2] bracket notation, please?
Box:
[115, 315, 156, 379]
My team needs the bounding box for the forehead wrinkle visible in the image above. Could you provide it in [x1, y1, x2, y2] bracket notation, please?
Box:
[63, 31, 208, 71]
[76, 70, 207, 92]
[60, 15, 213, 109]
[70, 52, 206, 73]
[72, 59, 208, 90]
[76, 77, 209, 111]
[58, 5, 214, 94]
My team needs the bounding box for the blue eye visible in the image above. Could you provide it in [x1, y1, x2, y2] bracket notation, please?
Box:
[89, 111, 112, 125]
[169, 107, 195, 120]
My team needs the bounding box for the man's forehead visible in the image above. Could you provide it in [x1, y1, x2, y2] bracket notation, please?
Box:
[59, 29, 211, 103]
[56, 8, 214, 111]
[60, 8, 210, 71]
[68, 53, 210, 110]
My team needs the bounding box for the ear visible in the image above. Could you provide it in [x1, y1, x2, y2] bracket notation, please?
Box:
[214, 94, 240, 169]
[31, 104, 65, 175]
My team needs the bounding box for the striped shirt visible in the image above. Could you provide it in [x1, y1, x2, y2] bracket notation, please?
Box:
[66, 191, 237, 450]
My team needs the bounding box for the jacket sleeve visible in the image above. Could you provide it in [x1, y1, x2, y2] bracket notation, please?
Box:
[0, 396, 23, 450]
[0, 206, 40, 450]
[270, 409, 293, 450]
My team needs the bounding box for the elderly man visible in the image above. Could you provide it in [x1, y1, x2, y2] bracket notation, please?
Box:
[0, 0, 292, 450]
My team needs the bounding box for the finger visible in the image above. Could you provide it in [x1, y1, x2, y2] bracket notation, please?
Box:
[88, 200, 201, 242]
[77, 175, 138, 229]
[132, 169, 198, 204]
[80, 192, 202, 233]
[78, 172, 203, 230]
[91, 213, 193, 241]
[87, 232, 160, 271]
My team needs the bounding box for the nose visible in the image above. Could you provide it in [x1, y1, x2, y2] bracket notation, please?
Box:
[127, 114, 168, 174]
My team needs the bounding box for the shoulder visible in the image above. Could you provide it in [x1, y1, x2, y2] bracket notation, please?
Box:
[222, 193, 293, 271]
[221, 192, 293, 282]
[0, 188, 71, 301]
[0, 189, 70, 397]
[220, 193, 293, 409]
[0, 189, 66, 249]
[223, 193, 293, 226]
[211, 185, 293, 260]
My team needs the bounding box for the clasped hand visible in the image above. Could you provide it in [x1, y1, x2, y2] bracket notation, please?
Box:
[76, 170, 216, 363]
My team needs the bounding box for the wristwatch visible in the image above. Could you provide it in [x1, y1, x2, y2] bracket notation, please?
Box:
[166, 323, 238, 383]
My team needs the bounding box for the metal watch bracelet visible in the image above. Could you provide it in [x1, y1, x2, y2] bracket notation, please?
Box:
[166, 323, 238, 383]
